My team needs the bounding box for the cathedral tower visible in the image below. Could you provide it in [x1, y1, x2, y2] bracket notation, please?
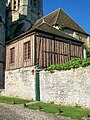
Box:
[7, 0, 43, 38]
[0, 0, 5, 89]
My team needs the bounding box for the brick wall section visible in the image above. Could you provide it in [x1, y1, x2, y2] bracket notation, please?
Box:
[1, 66, 35, 100]
[40, 66, 90, 108]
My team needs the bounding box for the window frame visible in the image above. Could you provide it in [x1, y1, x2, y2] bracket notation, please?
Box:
[23, 41, 31, 61]
[10, 47, 15, 64]
[13, 0, 16, 11]
[18, 0, 20, 9]
[34, 0, 36, 8]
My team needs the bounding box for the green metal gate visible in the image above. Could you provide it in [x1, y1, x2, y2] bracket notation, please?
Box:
[35, 71, 40, 101]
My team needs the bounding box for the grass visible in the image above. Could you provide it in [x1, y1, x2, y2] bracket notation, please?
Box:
[0, 96, 33, 104]
[26, 102, 90, 120]
[0, 96, 90, 120]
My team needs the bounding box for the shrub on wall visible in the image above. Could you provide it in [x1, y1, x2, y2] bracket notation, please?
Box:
[45, 57, 90, 71]
[86, 47, 90, 58]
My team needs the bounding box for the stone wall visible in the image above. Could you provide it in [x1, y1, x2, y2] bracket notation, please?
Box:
[40, 66, 90, 108]
[1, 65, 90, 108]
[1, 66, 35, 100]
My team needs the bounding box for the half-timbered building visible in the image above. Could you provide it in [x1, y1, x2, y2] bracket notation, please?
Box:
[6, 9, 84, 70]
[1, 0, 90, 100]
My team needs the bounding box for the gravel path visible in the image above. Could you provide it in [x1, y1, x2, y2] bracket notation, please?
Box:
[0, 103, 76, 120]
[0, 103, 58, 120]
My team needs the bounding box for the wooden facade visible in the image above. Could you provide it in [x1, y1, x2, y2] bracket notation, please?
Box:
[36, 33, 83, 68]
[5, 32, 83, 71]
[6, 34, 35, 70]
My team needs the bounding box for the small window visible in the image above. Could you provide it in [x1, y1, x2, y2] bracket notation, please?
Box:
[34, 0, 36, 7]
[23, 41, 30, 61]
[31, 0, 36, 8]
[10, 47, 15, 64]
[31, 0, 33, 6]
[14, 0, 16, 10]
[18, 0, 20, 9]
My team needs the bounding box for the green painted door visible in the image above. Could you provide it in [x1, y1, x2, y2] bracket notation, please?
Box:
[35, 71, 40, 101]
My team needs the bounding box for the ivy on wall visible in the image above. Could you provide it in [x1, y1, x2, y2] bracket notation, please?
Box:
[45, 57, 90, 72]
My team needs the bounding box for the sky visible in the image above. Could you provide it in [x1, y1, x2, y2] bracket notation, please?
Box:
[43, 0, 90, 34]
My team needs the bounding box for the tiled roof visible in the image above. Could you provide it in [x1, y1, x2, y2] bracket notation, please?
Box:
[30, 20, 83, 43]
[8, 8, 85, 43]
[31, 8, 86, 34]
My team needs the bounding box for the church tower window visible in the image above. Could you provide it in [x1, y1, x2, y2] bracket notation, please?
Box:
[14, 0, 16, 10]
[34, 0, 36, 7]
[18, 0, 20, 9]
[31, 0, 33, 6]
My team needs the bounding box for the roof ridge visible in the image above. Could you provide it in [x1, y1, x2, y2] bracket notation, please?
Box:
[54, 8, 61, 25]
[37, 19, 48, 27]
[60, 9, 86, 33]
[35, 8, 61, 24]
[38, 20, 52, 28]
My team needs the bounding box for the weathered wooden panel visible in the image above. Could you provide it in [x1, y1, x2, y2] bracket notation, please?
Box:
[80, 47, 83, 58]
[6, 35, 83, 70]
[36, 37, 40, 66]
[36, 37, 39, 66]
[6, 35, 34, 70]
[71, 45, 75, 57]
[36, 36, 83, 68]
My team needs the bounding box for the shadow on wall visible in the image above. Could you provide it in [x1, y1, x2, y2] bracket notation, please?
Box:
[0, 78, 5, 95]
[0, 89, 3, 96]
[6, 2, 27, 39]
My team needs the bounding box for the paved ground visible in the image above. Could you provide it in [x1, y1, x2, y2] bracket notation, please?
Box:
[0, 103, 77, 120]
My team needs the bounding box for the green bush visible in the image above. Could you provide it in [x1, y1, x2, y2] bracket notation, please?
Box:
[45, 57, 90, 71]
[85, 46, 90, 58]
[81, 58, 90, 67]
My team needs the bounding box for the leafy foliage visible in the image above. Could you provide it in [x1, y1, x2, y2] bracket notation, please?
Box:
[45, 57, 90, 71]
[85, 46, 90, 58]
